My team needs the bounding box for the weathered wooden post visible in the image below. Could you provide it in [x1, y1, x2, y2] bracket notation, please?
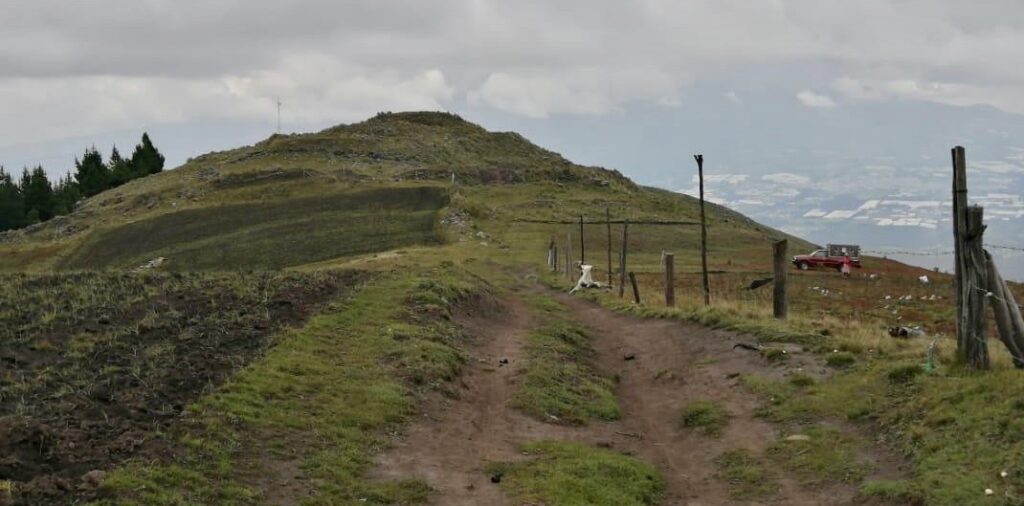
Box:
[619, 221, 629, 298]
[552, 245, 558, 273]
[952, 146, 990, 369]
[985, 251, 1024, 368]
[606, 207, 613, 287]
[579, 215, 585, 265]
[566, 230, 573, 280]
[629, 271, 641, 304]
[548, 238, 555, 271]
[773, 239, 787, 319]
[964, 205, 989, 368]
[664, 252, 675, 307]
[694, 154, 710, 306]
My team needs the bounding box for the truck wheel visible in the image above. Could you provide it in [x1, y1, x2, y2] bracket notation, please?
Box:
[797, 262, 809, 270]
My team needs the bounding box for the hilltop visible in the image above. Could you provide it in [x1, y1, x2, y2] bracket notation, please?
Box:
[0, 111, 810, 272]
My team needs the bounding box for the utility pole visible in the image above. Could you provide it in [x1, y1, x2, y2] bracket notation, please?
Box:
[276, 97, 282, 134]
[695, 154, 710, 306]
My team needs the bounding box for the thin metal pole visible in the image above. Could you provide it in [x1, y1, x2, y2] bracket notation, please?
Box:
[695, 154, 710, 305]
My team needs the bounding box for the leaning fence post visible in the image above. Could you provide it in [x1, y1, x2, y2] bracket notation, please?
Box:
[629, 271, 641, 304]
[773, 240, 787, 319]
[664, 253, 675, 307]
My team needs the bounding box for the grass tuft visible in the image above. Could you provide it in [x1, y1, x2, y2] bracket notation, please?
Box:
[490, 441, 664, 506]
[680, 400, 730, 437]
[713, 449, 779, 500]
[766, 426, 872, 485]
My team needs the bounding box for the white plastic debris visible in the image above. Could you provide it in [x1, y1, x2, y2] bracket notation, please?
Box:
[919, 275, 929, 284]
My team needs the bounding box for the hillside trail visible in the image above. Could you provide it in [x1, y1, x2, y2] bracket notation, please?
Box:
[371, 283, 902, 505]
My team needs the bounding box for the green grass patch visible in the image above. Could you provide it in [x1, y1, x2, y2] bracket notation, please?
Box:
[714, 449, 779, 500]
[826, 351, 857, 368]
[859, 479, 926, 505]
[766, 426, 872, 485]
[490, 441, 664, 506]
[680, 400, 730, 437]
[513, 323, 619, 424]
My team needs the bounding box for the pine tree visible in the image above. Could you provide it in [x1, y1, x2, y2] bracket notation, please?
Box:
[52, 173, 82, 216]
[108, 146, 133, 187]
[130, 133, 165, 177]
[0, 166, 25, 231]
[23, 166, 55, 221]
[74, 147, 109, 197]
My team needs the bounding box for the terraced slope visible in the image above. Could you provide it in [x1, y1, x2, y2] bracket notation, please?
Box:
[0, 111, 811, 272]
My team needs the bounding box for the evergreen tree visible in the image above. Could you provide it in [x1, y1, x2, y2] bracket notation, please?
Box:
[74, 147, 109, 197]
[130, 133, 165, 176]
[23, 166, 54, 221]
[108, 146, 133, 187]
[52, 173, 82, 216]
[0, 166, 25, 231]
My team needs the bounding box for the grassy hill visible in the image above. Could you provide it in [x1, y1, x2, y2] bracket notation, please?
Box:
[0, 111, 811, 272]
[4, 111, 1018, 506]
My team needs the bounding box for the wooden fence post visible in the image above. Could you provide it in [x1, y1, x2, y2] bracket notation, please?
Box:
[664, 253, 675, 307]
[985, 251, 1024, 368]
[566, 231, 573, 280]
[606, 207, 612, 287]
[963, 205, 989, 368]
[694, 154, 710, 306]
[579, 215, 585, 265]
[552, 245, 558, 273]
[773, 240, 787, 319]
[619, 222, 629, 298]
[629, 271, 641, 304]
[952, 146, 990, 369]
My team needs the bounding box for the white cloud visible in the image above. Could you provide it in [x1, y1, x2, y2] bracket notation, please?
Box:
[6, 1, 1024, 143]
[796, 90, 837, 108]
[468, 67, 683, 118]
[0, 57, 454, 145]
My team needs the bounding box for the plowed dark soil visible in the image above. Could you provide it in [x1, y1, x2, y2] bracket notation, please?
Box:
[0, 271, 365, 505]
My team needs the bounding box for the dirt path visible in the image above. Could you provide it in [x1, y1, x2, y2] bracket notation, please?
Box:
[552, 291, 872, 506]
[372, 285, 902, 505]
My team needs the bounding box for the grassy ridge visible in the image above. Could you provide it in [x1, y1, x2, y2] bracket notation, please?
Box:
[61, 186, 447, 271]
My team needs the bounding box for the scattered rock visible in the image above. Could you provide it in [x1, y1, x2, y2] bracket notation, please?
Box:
[490, 472, 503, 484]
[498, 358, 509, 366]
[133, 257, 167, 272]
[623, 352, 637, 361]
[80, 470, 107, 489]
[785, 434, 811, 442]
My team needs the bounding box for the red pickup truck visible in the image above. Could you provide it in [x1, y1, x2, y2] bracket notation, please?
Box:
[792, 248, 861, 271]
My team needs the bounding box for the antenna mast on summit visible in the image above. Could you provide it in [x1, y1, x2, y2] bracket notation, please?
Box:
[276, 97, 282, 133]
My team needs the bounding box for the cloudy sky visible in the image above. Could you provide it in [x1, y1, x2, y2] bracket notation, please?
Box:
[6, 0, 1024, 270]
[4, 1, 1024, 150]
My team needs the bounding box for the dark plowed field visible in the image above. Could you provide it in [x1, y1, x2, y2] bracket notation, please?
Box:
[0, 270, 367, 504]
